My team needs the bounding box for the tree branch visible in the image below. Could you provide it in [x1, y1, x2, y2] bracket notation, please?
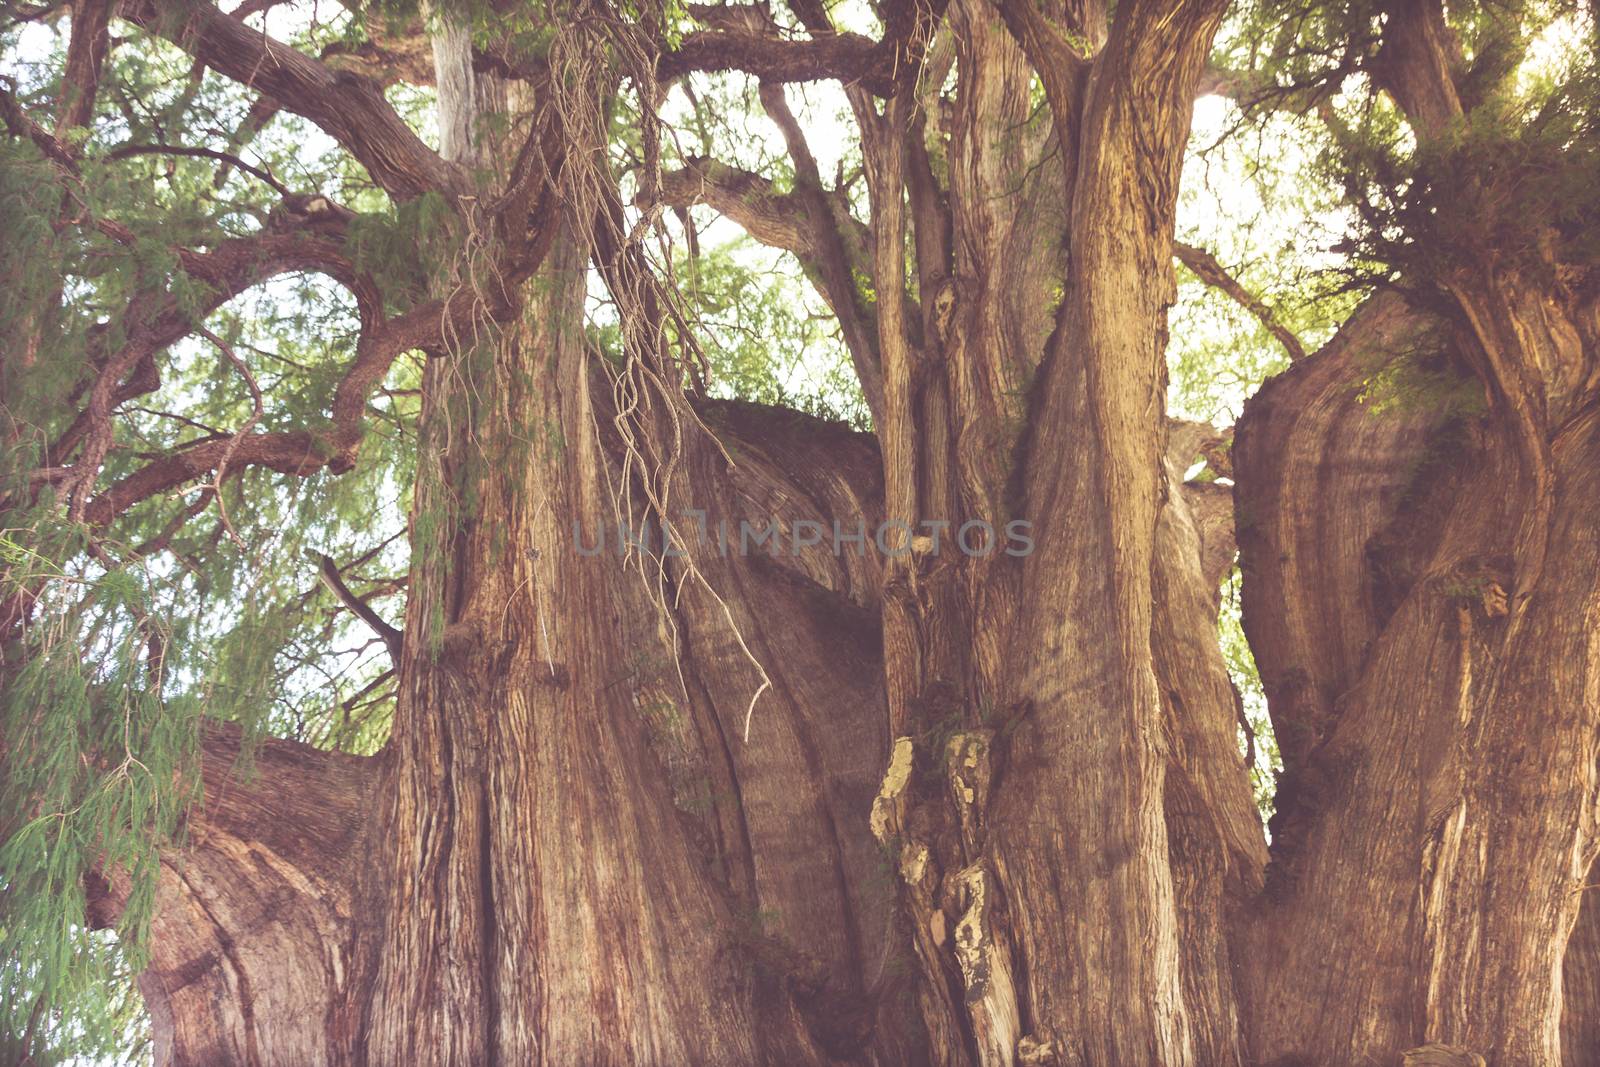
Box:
[80, 249, 547, 526]
[1174, 240, 1306, 362]
[315, 551, 403, 660]
[106, 141, 291, 195]
[55, 0, 112, 132]
[117, 0, 458, 198]
[658, 0, 950, 96]
[659, 3, 891, 93]
[659, 156, 814, 255]
[658, 146, 884, 416]
[37, 227, 375, 504]
[661, 25, 891, 92]
[988, 0, 1092, 137]
[1372, 0, 1463, 143]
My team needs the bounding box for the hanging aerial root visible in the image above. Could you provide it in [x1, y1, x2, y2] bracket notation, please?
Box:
[527, 0, 776, 741]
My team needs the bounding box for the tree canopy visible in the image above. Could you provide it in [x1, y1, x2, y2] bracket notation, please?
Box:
[2, 0, 1598, 1062]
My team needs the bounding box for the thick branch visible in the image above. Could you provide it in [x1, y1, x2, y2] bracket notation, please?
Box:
[661, 26, 892, 93]
[659, 3, 899, 94]
[756, 83, 883, 401]
[55, 0, 112, 131]
[81, 259, 538, 525]
[1373, 0, 1463, 143]
[36, 227, 374, 510]
[658, 157, 814, 255]
[988, 0, 1091, 133]
[658, 149, 884, 415]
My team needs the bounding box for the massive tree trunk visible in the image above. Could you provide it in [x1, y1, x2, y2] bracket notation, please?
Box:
[104, 237, 910, 1064]
[59, 0, 1600, 1064]
[1224, 6, 1600, 1061]
[1233, 290, 1600, 1066]
[102, 14, 927, 1060]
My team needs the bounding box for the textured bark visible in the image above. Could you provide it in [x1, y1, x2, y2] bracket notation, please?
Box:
[67, 1, 1600, 1064]
[846, 2, 1263, 1063]
[1224, 1, 1600, 1055]
[97, 390, 908, 1065]
[1233, 285, 1600, 1065]
[119, 0, 1264, 1062]
[1565, 865, 1600, 1067]
[87, 724, 380, 1065]
[362, 240, 820, 1064]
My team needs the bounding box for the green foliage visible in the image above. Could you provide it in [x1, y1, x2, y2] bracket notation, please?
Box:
[1225, 0, 1600, 288]
[681, 238, 870, 429]
[1171, 98, 1358, 423]
[0, 517, 198, 1065]
[1217, 0, 1387, 106]
[1, 12, 419, 1057]
[1218, 567, 1281, 820]
[0, 142, 67, 383]
[345, 190, 457, 310]
[0, 929, 151, 1065]
[1340, 63, 1600, 281]
[3, 0, 1591, 1058]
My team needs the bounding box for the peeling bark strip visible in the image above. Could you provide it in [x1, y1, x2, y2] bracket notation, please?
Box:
[27, 0, 1600, 1064]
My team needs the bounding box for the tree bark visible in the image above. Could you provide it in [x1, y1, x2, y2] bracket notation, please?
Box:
[67, 1, 1600, 1064]
[1233, 284, 1600, 1065]
[102, 287, 915, 1065]
[86, 724, 379, 1065]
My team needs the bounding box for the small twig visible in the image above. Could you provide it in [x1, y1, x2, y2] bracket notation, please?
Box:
[105, 142, 292, 196]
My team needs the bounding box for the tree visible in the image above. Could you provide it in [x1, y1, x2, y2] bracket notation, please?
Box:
[2, 0, 1597, 1064]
